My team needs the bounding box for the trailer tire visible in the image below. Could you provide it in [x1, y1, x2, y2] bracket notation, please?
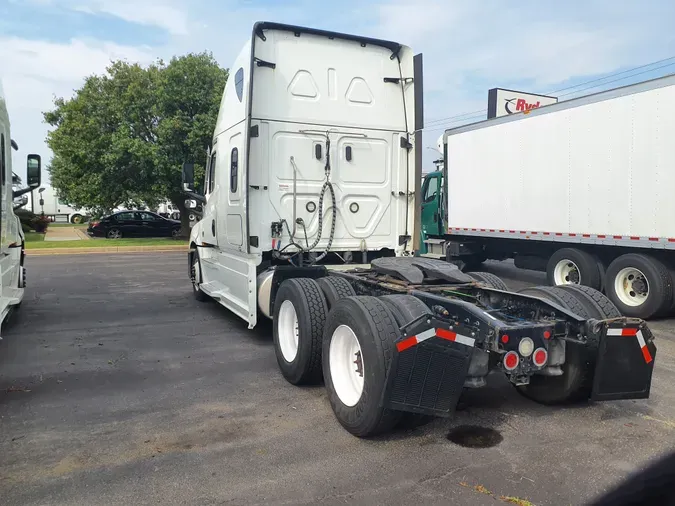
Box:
[323, 296, 402, 437]
[467, 271, 509, 291]
[317, 276, 356, 310]
[547, 248, 601, 290]
[604, 254, 672, 319]
[273, 278, 327, 385]
[515, 286, 595, 404]
[556, 284, 621, 319]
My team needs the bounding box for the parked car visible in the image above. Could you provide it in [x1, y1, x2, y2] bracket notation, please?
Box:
[87, 210, 181, 239]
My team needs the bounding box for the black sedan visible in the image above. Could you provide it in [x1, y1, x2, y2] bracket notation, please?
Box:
[87, 210, 182, 239]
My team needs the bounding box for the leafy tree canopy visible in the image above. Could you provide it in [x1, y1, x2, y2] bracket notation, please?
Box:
[44, 52, 228, 223]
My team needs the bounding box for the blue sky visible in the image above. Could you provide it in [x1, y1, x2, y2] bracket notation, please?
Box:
[3, 0, 675, 181]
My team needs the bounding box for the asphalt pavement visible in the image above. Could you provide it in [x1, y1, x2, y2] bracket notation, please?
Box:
[1, 254, 674, 506]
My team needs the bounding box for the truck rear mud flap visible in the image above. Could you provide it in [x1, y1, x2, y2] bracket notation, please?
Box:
[381, 316, 473, 417]
[590, 322, 657, 401]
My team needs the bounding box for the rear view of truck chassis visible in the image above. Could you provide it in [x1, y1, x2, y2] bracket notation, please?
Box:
[250, 257, 656, 437]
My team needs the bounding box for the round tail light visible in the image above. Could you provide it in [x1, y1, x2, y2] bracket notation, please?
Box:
[503, 351, 519, 371]
[532, 348, 548, 367]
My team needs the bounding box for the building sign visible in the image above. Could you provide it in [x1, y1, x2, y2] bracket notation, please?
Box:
[487, 88, 558, 119]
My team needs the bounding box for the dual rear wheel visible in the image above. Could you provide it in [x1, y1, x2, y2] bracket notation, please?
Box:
[272, 276, 436, 437]
[547, 248, 673, 319]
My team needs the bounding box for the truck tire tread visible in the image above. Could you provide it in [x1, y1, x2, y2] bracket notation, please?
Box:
[467, 271, 509, 291]
[273, 278, 327, 385]
[317, 276, 356, 309]
[323, 296, 402, 437]
[518, 286, 590, 319]
[556, 284, 621, 319]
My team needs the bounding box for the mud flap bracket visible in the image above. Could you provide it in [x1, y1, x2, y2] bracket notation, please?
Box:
[590, 323, 656, 401]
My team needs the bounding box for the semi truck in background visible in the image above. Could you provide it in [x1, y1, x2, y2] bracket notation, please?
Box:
[422, 73, 675, 320]
[0, 82, 42, 335]
[181, 22, 657, 438]
[29, 184, 89, 223]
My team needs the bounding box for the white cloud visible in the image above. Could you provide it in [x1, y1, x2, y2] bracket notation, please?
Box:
[0, 36, 154, 181]
[73, 0, 189, 35]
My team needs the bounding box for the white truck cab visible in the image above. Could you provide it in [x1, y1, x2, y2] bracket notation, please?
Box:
[183, 22, 422, 329]
[0, 81, 42, 335]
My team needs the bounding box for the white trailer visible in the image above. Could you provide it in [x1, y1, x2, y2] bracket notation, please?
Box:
[0, 83, 42, 334]
[29, 184, 89, 223]
[438, 73, 675, 320]
[180, 22, 657, 438]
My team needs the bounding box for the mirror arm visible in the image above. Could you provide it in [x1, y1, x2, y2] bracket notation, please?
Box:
[13, 187, 34, 199]
[185, 190, 206, 204]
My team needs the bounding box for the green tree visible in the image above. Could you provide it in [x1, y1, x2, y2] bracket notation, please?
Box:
[44, 52, 228, 232]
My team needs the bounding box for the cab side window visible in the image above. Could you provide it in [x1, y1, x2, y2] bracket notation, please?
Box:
[423, 175, 439, 203]
[206, 151, 217, 194]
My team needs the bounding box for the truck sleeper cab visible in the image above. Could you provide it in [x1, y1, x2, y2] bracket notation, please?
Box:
[183, 22, 656, 438]
[0, 83, 42, 338]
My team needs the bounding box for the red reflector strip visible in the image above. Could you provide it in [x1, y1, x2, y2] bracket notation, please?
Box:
[396, 336, 418, 352]
[636, 330, 653, 364]
[607, 327, 638, 336]
[396, 328, 475, 352]
[606, 328, 652, 363]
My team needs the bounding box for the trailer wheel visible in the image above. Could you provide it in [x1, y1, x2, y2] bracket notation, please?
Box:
[317, 276, 356, 310]
[323, 296, 402, 437]
[556, 284, 621, 319]
[547, 248, 601, 290]
[467, 271, 509, 291]
[515, 286, 594, 404]
[604, 254, 672, 319]
[273, 278, 327, 385]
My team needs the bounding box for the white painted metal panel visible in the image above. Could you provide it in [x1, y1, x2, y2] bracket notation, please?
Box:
[446, 76, 675, 242]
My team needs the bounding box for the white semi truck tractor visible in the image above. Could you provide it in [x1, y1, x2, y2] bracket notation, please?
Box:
[181, 22, 657, 438]
[0, 82, 42, 336]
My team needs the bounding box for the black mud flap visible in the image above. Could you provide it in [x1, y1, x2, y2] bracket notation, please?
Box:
[381, 316, 473, 417]
[590, 322, 656, 401]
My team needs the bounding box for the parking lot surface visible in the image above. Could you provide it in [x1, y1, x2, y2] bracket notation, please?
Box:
[1, 253, 674, 505]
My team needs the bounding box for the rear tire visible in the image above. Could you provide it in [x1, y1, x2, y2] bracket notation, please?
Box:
[379, 295, 434, 429]
[323, 296, 402, 437]
[467, 271, 509, 291]
[556, 284, 621, 319]
[317, 276, 356, 310]
[273, 278, 327, 385]
[547, 248, 601, 290]
[604, 254, 672, 319]
[379, 294, 431, 326]
[515, 285, 594, 405]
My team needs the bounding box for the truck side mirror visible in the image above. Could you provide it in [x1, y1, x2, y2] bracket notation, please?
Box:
[27, 154, 41, 189]
[184, 199, 197, 209]
[182, 162, 195, 191]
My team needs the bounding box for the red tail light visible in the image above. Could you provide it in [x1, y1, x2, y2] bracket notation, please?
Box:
[532, 348, 548, 367]
[503, 351, 519, 371]
[91, 221, 100, 228]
